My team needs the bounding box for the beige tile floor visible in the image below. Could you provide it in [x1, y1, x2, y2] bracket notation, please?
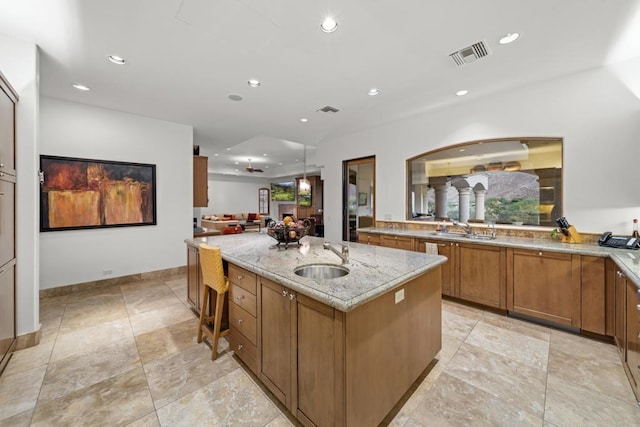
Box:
[1, 274, 640, 426]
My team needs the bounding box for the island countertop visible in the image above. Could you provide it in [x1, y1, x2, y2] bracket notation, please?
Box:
[185, 233, 446, 312]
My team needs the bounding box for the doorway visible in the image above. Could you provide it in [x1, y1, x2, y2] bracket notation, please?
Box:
[342, 156, 375, 242]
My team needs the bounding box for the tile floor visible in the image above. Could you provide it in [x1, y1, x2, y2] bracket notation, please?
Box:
[1, 274, 640, 426]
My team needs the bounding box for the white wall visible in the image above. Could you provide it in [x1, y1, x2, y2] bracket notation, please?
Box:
[0, 35, 40, 336]
[204, 174, 270, 214]
[39, 97, 193, 289]
[318, 60, 640, 241]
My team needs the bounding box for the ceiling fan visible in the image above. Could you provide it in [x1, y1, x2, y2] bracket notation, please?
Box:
[245, 159, 263, 173]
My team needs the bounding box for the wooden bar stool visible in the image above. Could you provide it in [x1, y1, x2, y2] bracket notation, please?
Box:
[197, 243, 230, 360]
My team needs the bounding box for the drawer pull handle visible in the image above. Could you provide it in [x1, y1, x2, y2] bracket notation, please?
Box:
[636, 304, 640, 311]
[539, 252, 543, 256]
[237, 344, 243, 351]
[282, 289, 288, 297]
[237, 275, 243, 280]
[289, 292, 295, 301]
[237, 319, 243, 324]
[0, 163, 4, 168]
[236, 295, 244, 300]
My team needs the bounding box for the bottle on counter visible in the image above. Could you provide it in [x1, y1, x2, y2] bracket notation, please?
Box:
[633, 219, 639, 239]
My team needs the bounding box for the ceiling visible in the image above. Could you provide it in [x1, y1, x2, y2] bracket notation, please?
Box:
[2, 0, 640, 178]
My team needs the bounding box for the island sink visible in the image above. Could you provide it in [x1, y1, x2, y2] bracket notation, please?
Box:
[294, 263, 349, 279]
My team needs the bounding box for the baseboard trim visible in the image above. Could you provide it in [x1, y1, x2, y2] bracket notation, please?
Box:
[15, 325, 42, 351]
[40, 265, 187, 299]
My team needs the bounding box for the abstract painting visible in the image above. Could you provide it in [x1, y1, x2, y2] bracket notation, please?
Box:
[40, 155, 156, 231]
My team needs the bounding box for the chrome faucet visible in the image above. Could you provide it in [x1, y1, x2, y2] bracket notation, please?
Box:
[451, 221, 473, 235]
[323, 242, 349, 264]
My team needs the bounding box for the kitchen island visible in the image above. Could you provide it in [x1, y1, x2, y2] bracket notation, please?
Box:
[185, 234, 446, 426]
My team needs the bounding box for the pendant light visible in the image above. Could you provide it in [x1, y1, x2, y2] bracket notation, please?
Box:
[299, 144, 311, 193]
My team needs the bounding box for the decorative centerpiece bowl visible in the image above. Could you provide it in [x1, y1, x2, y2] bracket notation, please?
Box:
[266, 217, 311, 248]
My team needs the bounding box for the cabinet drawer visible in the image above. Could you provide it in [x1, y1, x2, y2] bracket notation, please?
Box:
[229, 301, 257, 345]
[229, 326, 258, 375]
[229, 285, 257, 317]
[229, 264, 257, 295]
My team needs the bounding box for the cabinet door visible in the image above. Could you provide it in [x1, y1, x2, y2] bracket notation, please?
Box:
[0, 260, 15, 371]
[615, 270, 627, 359]
[418, 239, 454, 297]
[186, 245, 200, 310]
[193, 156, 208, 207]
[0, 178, 15, 268]
[296, 294, 340, 427]
[456, 243, 506, 309]
[0, 83, 16, 176]
[380, 235, 414, 250]
[260, 278, 296, 408]
[626, 281, 640, 397]
[358, 232, 380, 246]
[510, 249, 580, 327]
[581, 256, 606, 335]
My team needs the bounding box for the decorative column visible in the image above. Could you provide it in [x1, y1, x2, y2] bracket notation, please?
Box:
[430, 178, 451, 219]
[457, 187, 472, 223]
[474, 188, 487, 221]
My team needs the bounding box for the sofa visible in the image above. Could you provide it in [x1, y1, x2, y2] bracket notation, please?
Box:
[201, 213, 263, 232]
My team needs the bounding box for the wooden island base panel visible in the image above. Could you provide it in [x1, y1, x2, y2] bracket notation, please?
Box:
[186, 234, 445, 427]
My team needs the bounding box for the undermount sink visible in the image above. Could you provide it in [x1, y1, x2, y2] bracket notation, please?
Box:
[294, 264, 349, 280]
[429, 232, 497, 240]
[465, 234, 497, 240]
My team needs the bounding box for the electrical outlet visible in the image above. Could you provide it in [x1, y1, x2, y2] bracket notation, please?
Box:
[395, 289, 405, 304]
[103, 269, 113, 276]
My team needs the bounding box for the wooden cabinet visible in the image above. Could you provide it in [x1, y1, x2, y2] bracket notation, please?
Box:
[613, 267, 640, 403]
[379, 234, 414, 251]
[456, 243, 506, 309]
[185, 244, 225, 323]
[193, 155, 208, 207]
[508, 248, 581, 328]
[581, 256, 610, 335]
[357, 231, 380, 246]
[229, 264, 258, 375]
[615, 268, 627, 358]
[416, 239, 454, 296]
[259, 277, 296, 408]
[625, 279, 640, 400]
[0, 71, 17, 376]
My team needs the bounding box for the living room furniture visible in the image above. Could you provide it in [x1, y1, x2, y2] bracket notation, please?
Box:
[201, 213, 264, 231]
[196, 244, 230, 360]
[193, 155, 208, 207]
[194, 227, 222, 237]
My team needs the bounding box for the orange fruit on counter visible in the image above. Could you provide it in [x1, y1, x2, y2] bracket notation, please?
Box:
[283, 216, 293, 225]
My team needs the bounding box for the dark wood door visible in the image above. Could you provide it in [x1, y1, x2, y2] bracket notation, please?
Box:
[260, 278, 296, 408]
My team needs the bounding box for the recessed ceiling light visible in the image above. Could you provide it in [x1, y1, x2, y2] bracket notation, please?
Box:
[72, 83, 90, 91]
[456, 89, 468, 96]
[234, 161, 239, 165]
[320, 17, 338, 33]
[279, 163, 282, 166]
[226, 148, 231, 151]
[368, 88, 379, 96]
[300, 118, 309, 122]
[228, 94, 243, 101]
[107, 55, 126, 65]
[499, 32, 520, 45]
[214, 153, 219, 156]
[248, 79, 260, 87]
[263, 153, 267, 156]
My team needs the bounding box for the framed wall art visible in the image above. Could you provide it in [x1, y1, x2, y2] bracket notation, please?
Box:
[40, 155, 157, 231]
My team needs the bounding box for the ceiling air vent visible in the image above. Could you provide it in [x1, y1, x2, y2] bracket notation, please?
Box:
[317, 105, 340, 114]
[449, 41, 490, 66]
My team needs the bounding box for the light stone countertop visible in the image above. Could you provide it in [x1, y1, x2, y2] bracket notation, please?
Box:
[185, 234, 446, 312]
[360, 227, 640, 289]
